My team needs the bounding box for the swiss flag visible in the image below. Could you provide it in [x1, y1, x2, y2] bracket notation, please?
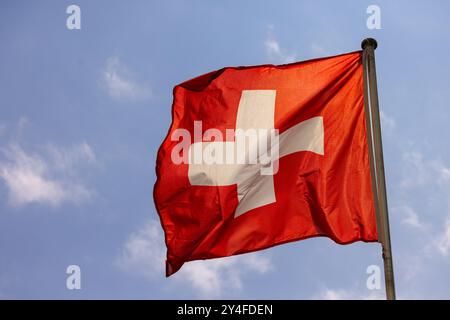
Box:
[154, 51, 378, 276]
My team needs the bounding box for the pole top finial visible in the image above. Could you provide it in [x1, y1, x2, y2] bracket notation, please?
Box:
[361, 38, 378, 50]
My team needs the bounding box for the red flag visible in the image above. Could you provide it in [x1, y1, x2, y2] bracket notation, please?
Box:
[154, 51, 378, 276]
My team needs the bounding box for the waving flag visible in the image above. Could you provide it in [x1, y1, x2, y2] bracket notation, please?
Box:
[154, 51, 378, 276]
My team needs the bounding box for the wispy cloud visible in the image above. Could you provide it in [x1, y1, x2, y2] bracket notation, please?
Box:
[4, 117, 29, 141]
[102, 56, 151, 101]
[117, 220, 272, 298]
[435, 219, 450, 256]
[117, 220, 166, 279]
[179, 251, 272, 298]
[264, 26, 335, 63]
[380, 110, 396, 134]
[392, 205, 427, 230]
[313, 287, 385, 300]
[265, 25, 297, 64]
[396, 149, 450, 261]
[0, 142, 95, 207]
[46, 142, 96, 173]
[400, 151, 450, 188]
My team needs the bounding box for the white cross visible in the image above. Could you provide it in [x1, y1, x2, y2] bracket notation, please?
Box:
[188, 90, 324, 217]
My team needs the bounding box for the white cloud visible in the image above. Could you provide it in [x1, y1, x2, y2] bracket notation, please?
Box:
[439, 165, 450, 184]
[400, 151, 450, 188]
[0, 142, 94, 207]
[380, 110, 396, 133]
[179, 251, 272, 298]
[265, 38, 282, 58]
[264, 27, 335, 64]
[117, 220, 166, 278]
[314, 287, 385, 300]
[396, 149, 450, 261]
[0, 117, 30, 141]
[435, 219, 450, 256]
[46, 142, 96, 173]
[102, 56, 151, 101]
[265, 25, 297, 64]
[392, 205, 427, 229]
[118, 220, 272, 298]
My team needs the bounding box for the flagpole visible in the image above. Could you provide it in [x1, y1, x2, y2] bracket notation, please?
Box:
[361, 38, 396, 300]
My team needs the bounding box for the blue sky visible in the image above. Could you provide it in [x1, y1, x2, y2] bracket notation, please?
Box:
[1, 0, 450, 299]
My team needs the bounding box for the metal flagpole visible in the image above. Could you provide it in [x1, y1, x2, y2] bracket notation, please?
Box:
[361, 38, 396, 300]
